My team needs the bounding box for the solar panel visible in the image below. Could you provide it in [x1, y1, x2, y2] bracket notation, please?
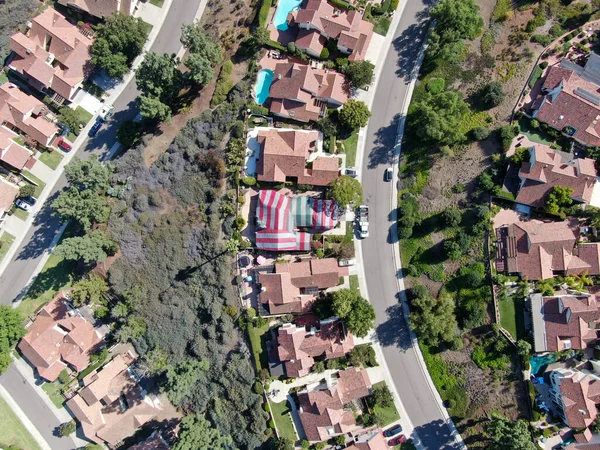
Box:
[575, 87, 600, 105]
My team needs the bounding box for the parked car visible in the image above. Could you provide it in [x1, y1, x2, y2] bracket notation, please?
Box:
[384, 167, 393, 182]
[345, 167, 358, 177]
[15, 199, 31, 211]
[21, 196, 37, 206]
[387, 435, 407, 446]
[56, 139, 72, 152]
[338, 258, 356, 267]
[383, 424, 403, 437]
[88, 120, 102, 137]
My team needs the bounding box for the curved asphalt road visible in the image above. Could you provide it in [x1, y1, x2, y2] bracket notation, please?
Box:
[359, 0, 462, 449]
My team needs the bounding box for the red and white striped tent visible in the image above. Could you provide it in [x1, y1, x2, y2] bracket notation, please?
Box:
[256, 190, 294, 231]
[255, 230, 311, 251]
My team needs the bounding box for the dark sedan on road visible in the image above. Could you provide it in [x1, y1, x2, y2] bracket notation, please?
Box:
[88, 120, 102, 137]
[383, 424, 403, 437]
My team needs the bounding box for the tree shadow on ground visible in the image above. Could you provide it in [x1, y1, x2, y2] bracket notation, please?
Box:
[368, 113, 401, 169]
[391, 20, 431, 82]
[413, 418, 463, 450]
[374, 302, 411, 352]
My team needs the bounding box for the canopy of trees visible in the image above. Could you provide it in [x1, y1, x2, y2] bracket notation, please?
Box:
[408, 285, 458, 347]
[338, 99, 371, 130]
[328, 175, 363, 209]
[0, 306, 25, 373]
[317, 289, 376, 338]
[173, 414, 234, 450]
[545, 186, 574, 216]
[485, 414, 536, 450]
[343, 60, 375, 90]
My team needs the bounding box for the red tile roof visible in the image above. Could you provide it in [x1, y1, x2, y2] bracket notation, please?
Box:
[516, 145, 596, 207]
[57, 0, 136, 18]
[348, 427, 388, 450]
[298, 368, 371, 441]
[256, 129, 340, 186]
[0, 177, 19, 214]
[18, 295, 103, 381]
[277, 320, 355, 378]
[553, 369, 600, 428]
[0, 126, 33, 170]
[541, 295, 600, 351]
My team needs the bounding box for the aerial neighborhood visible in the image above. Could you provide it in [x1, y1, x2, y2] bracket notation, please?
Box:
[7, 0, 600, 450]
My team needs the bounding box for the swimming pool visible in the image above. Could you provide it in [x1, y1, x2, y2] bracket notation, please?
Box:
[254, 69, 274, 105]
[530, 354, 556, 377]
[273, 0, 302, 30]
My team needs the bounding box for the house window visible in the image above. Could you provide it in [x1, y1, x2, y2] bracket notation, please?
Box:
[563, 340, 572, 349]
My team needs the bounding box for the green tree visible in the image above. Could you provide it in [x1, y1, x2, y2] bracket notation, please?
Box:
[71, 275, 108, 306]
[65, 156, 112, 192]
[313, 360, 326, 373]
[57, 420, 77, 437]
[338, 99, 371, 129]
[58, 106, 86, 136]
[545, 186, 574, 215]
[19, 184, 35, 198]
[478, 172, 495, 192]
[138, 347, 169, 376]
[442, 207, 462, 227]
[430, 0, 484, 40]
[485, 413, 536, 450]
[139, 95, 172, 122]
[52, 189, 109, 231]
[54, 230, 117, 264]
[115, 315, 147, 343]
[409, 90, 469, 146]
[480, 81, 505, 108]
[181, 23, 223, 61]
[334, 435, 346, 446]
[253, 27, 271, 47]
[276, 437, 294, 450]
[136, 52, 183, 120]
[0, 306, 25, 373]
[472, 126, 490, 140]
[409, 286, 458, 347]
[344, 60, 375, 89]
[185, 53, 215, 85]
[91, 13, 150, 78]
[371, 383, 394, 408]
[516, 340, 531, 357]
[173, 414, 234, 450]
[328, 175, 363, 209]
[164, 359, 210, 405]
[116, 120, 143, 149]
[330, 289, 375, 338]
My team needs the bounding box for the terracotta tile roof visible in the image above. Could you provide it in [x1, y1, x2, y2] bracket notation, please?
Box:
[553, 369, 600, 428]
[0, 83, 58, 146]
[9, 8, 92, 100]
[298, 368, 371, 441]
[0, 177, 19, 213]
[67, 352, 165, 446]
[128, 431, 170, 450]
[18, 295, 103, 381]
[276, 320, 355, 377]
[57, 0, 129, 18]
[296, 29, 326, 56]
[0, 126, 32, 170]
[349, 427, 388, 450]
[541, 295, 600, 351]
[516, 145, 596, 207]
[256, 129, 339, 186]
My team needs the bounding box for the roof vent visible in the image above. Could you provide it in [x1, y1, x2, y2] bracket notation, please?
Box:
[559, 115, 565, 120]
[25, 48, 32, 55]
[278, 74, 282, 80]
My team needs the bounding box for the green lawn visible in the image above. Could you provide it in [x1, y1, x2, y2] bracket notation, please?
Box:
[67, 106, 94, 141]
[41, 382, 65, 408]
[149, 0, 165, 6]
[39, 150, 63, 170]
[12, 207, 29, 221]
[350, 274, 359, 292]
[0, 72, 8, 83]
[498, 296, 525, 341]
[21, 170, 46, 197]
[0, 395, 42, 450]
[0, 232, 15, 263]
[518, 119, 554, 146]
[344, 131, 358, 167]
[13, 136, 25, 146]
[17, 223, 78, 318]
[269, 399, 297, 442]
[373, 17, 391, 36]
[371, 382, 400, 426]
[247, 321, 271, 372]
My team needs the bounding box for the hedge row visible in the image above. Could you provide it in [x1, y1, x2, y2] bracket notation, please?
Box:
[257, 0, 271, 27]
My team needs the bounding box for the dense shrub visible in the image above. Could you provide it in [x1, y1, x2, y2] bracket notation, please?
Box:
[472, 126, 490, 140]
[499, 124, 519, 149]
[320, 48, 330, 59]
[211, 61, 234, 107]
[479, 82, 505, 108]
[426, 78, 445, 94]
[530, 34, 553, 47]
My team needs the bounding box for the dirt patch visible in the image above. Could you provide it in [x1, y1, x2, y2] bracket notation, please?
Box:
[201, 0, 254, 51]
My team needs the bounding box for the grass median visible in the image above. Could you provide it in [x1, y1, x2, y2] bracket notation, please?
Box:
[0, 395, 42, 450]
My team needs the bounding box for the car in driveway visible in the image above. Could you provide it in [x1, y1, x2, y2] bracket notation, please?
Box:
[387, 435, 407, 446]
[384, 167, 393, 182]
[20, 196, 37, 206]
[88, 120, 102, 137]
[15, 199, 31, 211]
[56, 138, 72, 152]
[338, 258, 356, 267]
[383, 424, 403, 437]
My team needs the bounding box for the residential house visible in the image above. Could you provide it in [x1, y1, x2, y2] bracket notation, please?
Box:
[530, 292, 600, 353]
[565, 429, 600, 449]
[255, 189, 338, 251]
[514, 144, 596, 208]
[290, 0, 373, 61]
[127, 430, 170, 450]
[495, 217, 600, 280]
[268, 62, 349, 122]
[276, 320, 354, 378]
[18, 295, 104, 382]
[530, 54, 600, 147]
[67, 352, 167, 447]
[346, 427, 388, 450]
[0, 177, 20, 224]
[550, 368, 600, 428]
[256, 128, 340, 186]
[298, 368, 371, 441]
[57, 0, 140, 19]
[9, 8, 93, 103]
[0, 125, 33, 171]
[0, 83, 59, 147]
[259, 258, 348, 314]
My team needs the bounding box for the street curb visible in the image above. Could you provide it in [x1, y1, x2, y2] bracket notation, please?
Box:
[0, 383, 52, 450]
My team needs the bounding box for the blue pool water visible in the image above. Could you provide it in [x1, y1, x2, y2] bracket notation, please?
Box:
[273, 0, 302, 30]
[254, 69, 274, 105]
[530, 354, 556, 377]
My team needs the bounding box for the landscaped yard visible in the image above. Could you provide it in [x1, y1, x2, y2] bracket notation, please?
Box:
[247, 321, 270, 371]
[371, 382, 400, 426]
[12, 207, 29, 221]
[498, 295, 525, 341]
[344, 130, 358, 167]
[149, 0, 165, 6]
[0, 395, 42, 450]
[41, 382, 65, 408]
[39, 149, 63, 170]
[269, 399, 297, 442]
[21, 170, 46, 197]
[17, 223, 78, 318]
[517, 119, 553, 146]
[373, 17, 391, 36]
[350, 274, 359, 292]
[0, 232, 15, 263]
[67, 106, 93, 142]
